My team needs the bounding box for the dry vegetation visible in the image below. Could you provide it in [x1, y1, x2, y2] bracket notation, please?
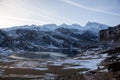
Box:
[0, 62, 118, 80]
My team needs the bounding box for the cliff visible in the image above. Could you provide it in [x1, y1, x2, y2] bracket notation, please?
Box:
[99, 24, 120, 42]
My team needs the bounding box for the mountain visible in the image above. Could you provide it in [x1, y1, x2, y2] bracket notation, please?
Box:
[99, 25, 120, 75]
[0, 22, 109, 53]
[85, 22, 108, 34]
[99, 24, 120, 42]
[3, 22, 108, 32]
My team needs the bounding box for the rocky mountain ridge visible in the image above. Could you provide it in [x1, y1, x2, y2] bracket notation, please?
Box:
[99, 24, 120, 42]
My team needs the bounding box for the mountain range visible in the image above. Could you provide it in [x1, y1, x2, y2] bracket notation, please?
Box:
[0, 22, 109, 55]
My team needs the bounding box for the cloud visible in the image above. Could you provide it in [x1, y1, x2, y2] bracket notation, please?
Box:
[32, 6, 77, 23]
[0, 16, 46, 24]
[62, 0, 120, 16]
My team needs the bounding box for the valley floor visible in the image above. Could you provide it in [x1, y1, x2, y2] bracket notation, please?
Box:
[0, 51, 119, 80]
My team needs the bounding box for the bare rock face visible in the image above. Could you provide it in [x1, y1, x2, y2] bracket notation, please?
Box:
[99, 24, 120, 42]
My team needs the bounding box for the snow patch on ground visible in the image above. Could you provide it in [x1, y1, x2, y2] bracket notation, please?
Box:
[0, 47, 13, 56]
[34, 68, 48, 71]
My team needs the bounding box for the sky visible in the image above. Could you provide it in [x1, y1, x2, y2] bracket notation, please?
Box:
[0, 0, 120, 28]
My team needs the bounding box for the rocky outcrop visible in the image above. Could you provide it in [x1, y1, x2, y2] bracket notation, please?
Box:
[99, 24, 120, 42]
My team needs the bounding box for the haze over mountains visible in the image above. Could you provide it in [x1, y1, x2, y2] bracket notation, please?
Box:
[3, 22, 108, 33]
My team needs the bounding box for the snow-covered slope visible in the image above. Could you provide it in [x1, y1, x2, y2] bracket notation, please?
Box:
[85, 22, 108, 34]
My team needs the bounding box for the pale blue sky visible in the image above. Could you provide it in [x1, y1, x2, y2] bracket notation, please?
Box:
[0, 0, 120, 28]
